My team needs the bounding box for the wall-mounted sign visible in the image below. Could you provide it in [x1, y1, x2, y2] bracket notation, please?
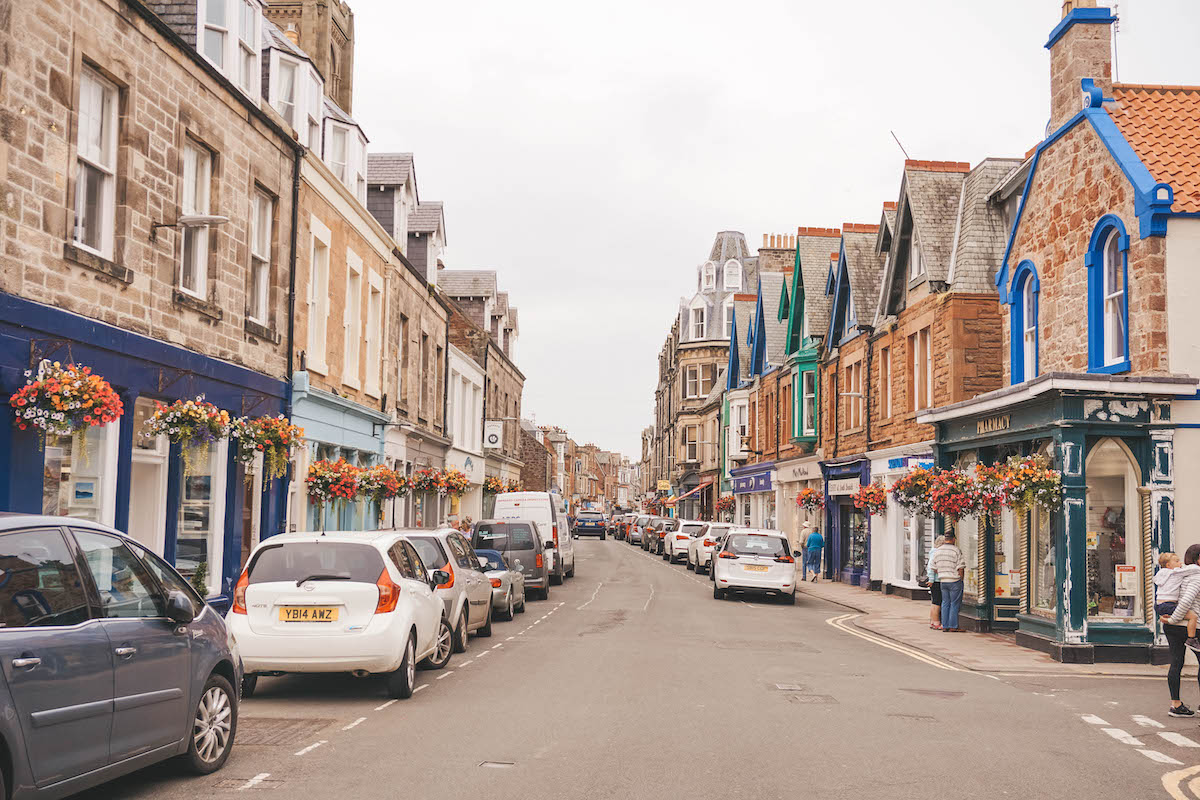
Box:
[484, 420, 504, 448]
[976, 414, 1011, 435]
[733, 471, 773, 495]
[785, 462, 818, 481]
[829, 478, 861, 496]
[656, 480, 671, 492]
[1115, 565, 1138, 596]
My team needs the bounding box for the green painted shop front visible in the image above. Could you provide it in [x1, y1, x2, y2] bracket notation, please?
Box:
[925, 377, 1191, 663]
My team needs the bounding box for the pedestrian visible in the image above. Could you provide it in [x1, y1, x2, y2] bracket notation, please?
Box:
[803, 524, 824, 583]
[1163, 544, 1200, 717]
[925, 535, 945, 630]
[930, 531, 966, 632]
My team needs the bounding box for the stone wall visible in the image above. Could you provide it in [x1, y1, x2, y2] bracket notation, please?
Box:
[519, 428, 552, 492]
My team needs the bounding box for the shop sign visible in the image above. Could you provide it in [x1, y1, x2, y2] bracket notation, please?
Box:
[976, 414, 1011, 435]
[829, 478, 861, 496]
[656, 480, 671, 492]
[783, 462, 818, 481]
[887, 455, 934, 471]
[1115, 565, 1138, 596]
[733, 472, 773, 494]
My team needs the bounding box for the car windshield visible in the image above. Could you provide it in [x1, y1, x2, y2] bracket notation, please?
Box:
[472, 523, 536, 552]
[682, 524, 706, 536]
[636, 516, 650, 525]
[408, 537, 448, 570]
[476, 549, 507, 571]
[726, 535, 788, 557]
[248, 542, 386, 584]
[578, 512, 603, 520]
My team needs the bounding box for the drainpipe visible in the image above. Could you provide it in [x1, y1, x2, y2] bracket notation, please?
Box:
[865, 336, 874, 448]
[286, 151, 301, 389]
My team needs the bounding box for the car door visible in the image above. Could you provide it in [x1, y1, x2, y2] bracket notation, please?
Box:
[71, 528, 190, 763]
[0, 527, 111, 786]
[448, 534, 489, 617]
[388, 543, 435, 650]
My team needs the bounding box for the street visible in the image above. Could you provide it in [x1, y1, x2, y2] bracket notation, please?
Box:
[73, 538, 1200, 800]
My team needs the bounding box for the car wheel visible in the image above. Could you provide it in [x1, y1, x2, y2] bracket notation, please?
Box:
[697, 561, 707, 576]
[786, 590, 797, 605]
[687, 557, 694, 571]
[420, 617, 453, 669]
[502, 591, 515, 621]
[566, 560, 575, 578]
[550, 569, 563, 585]
[477, 603, 494, 637]
[240, 673, 258, 699]
[387, 634, 416, 699]
[601, 533, 606, 540]
[713, 585, 725, 600]
[182, 673, 237, 774]
[451, 609, 468, 654]
[517, 591, 527, 612]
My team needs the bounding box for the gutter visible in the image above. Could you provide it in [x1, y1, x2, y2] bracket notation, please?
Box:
[286, 148, 302, 392]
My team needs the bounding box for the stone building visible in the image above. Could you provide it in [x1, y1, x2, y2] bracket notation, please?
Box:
[519, 421, 555, 493]
[262, 0, 355, 113]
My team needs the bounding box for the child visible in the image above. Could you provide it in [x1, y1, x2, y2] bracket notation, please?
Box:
[1156, 552, 1200, 650]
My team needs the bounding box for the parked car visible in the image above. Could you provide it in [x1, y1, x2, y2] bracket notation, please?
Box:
[493, 491, 575, 584]
[711, 528, 798, 603]
[688, 523, 732, 575]
[663, 520, 705, 563]
[628, 515, 651, 545]
[471, 519, 551, 600]
[405, 530, 495, 652]
[0, 514, 245, 798]
[646, 517, 680, 555]
[574, 510, 606, 539]
[230, 530, 451, 701]
[617, 513, 634, 540]
[476, 549, 526, 620]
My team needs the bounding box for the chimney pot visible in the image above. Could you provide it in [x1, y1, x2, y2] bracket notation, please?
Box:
[762, 233, 768, 247]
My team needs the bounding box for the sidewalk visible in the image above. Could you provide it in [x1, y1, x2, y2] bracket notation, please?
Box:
[799, 578, 1193, 677]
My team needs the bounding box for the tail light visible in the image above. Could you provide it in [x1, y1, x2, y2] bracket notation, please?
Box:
[553, 524, 559, 548]
[231, 569, 249, 614]
[675, 535, 689, 541]
[438, 561, 455, 590]
[490, 578, 502, 588]
[375, 568, 400, 614]
[535, 554, 544, 569]
[718, 551, 739, 559]
[702, 539, 716, 547]
[775, 555, 795, 563]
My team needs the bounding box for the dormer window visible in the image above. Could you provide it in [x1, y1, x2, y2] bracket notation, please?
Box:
[324, 121, 367, 203]
[843, 292, 856, 339]
[268, 51, 323, 150]
[692, 306, 706, 340]
[723, 260, 741, 290]
[703, 262, 715, 290]
[275, 60, 296, 127]
[909, 233, 926, 280]
[199, 0, 260, 97]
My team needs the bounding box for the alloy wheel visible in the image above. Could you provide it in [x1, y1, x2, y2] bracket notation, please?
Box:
[193, 685, 233, 764]
[435, 621, 452, 662]
[406, 638, 416, 687]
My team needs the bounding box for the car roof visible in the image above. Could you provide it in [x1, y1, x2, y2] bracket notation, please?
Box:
[270, 528, 459, 547]
[728, 527, 785, 536]
[0, 513, 125, 535]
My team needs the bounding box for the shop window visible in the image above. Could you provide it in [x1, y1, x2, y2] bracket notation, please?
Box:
[74, 68, 118, 258]
[994, 508, 1021, 607]
[129, 398, 171, 553]
[739, 495, 751, 527]
[841, 504, 868, 572]
[42, 423, 119, 526]
[176, 440, 228, 596]
[1086, 216, 1130, 373]
[1032, 506, 1056, 615]
[1085, 438, 1142, 619]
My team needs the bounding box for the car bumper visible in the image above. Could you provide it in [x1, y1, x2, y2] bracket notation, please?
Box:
[576, 526, 605, 536]
[491, 587, 511, 609]
[229, 616, 406, 674]
[716, 574, 795, 594]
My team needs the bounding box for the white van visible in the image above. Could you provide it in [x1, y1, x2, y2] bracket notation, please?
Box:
[492, 491, 575, 584]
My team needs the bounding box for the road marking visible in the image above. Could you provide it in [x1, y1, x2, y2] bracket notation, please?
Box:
[824, 614, 960, 672]
[1134, 715, 1166, 729]
[1102, 728, 1144, 746]
[1081, 714, 1109, 725]
[237, 773, 271, 790]
[1139, 749, 1184, 765]
[491, 643, 503, 649]
[342, 717, 367, 730]
[1161, 732, 1200, 748]
[414, 684, 428, 693]
[557, 602, 565, 607]
[643, 584, 655, 612]
[477, 649, 491, 657]
[294, 741, 327, 756]
[533, 619, 541, 625]
[506, 636, 515, 641]
[460, 660, 473, 667]
[374, 699, 398, 711]
[1163, 764, 1200, 799]
[435, 671, 454, 680]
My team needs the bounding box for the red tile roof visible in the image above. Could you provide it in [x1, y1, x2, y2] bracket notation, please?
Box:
[904, 159, 970, 174]
[1110, 84, 1200, 213]
[796, 226, 842, 238]
[841, 223, 879, 234]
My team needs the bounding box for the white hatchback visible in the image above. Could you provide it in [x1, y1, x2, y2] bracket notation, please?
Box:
[227, 531, 451, 699]
[711, 528, 798, 603]
[664, 520, 705, 564]
[687, 522, 731, 575]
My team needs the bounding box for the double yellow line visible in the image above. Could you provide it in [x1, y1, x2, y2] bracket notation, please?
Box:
[825, 613, 962, 672]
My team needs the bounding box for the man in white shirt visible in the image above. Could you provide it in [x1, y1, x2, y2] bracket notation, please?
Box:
[930, 532, 966, 632]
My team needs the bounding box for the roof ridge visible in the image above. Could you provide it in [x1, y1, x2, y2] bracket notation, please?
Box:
[1113, 83, 1200, 93]
[796, 226, 842, 237]
[842, 223, 878, 234]
[904, 159, 971, 174]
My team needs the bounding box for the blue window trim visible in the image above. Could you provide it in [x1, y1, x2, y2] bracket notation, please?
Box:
[1007, 260, 1039, 385]
[1085, 214, 1131, 374]
[726, 311, 741, 390]
[826, 242, 861, 346]
[749, 280, 767, 377]
[1044, 6, 1115, 50]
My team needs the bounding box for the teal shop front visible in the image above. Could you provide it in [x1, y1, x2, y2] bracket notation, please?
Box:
[922, 374, 1194, 663]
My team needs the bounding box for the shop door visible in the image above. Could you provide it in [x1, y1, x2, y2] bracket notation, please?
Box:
[128, 399, 168, 555]
[839, 504, 868, 584]
[241, 459, 262, 570]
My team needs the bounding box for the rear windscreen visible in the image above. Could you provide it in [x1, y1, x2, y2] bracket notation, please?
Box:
[636, 516, 650, 525]
[408, 537, 448, 570]
[682, 524, 706, 536]
[248, 542, 385, 584]
[577, 512, 603, 520]
[726, 535, 788, 557]
[473, 523, 536, 552]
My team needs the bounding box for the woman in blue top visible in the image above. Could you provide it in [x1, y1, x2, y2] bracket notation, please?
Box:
[802, 523, 824, 582]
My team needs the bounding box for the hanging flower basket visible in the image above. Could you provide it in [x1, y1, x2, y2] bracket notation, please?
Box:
[306, 458, 361, 503]
[796, 487, 825, 512]
[851, 483, 888, 516]
[1002, 454, 1064, 513]
[504, 478, 522, 493]
[971, 463, 1009, 519]
[928, 468, 978, 523]
[143, 397, 232, 476]
[715, 495, 735, 514]
[890, 466, 936, 517]
[412, 467, 444, 495]
[358, 464, 408, 505]
[8, 362, 124, 450]
[442, 468, 471, 498]
[231, 414, 304, 482]
[483, 476, 505, 494]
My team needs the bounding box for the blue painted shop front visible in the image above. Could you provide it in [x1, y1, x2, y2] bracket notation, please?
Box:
[822, 458, 870, 585]
[731, 462, 775, 528]
[0, 293, 289, 611]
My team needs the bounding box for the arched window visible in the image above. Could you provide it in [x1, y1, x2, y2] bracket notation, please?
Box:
[723, 260, 741, 290]
[1086, 215, 1129, 373]
[702, 262, 716, 290]
[1084, 438, 1143, 620]
[1008, 261, 1039, 384]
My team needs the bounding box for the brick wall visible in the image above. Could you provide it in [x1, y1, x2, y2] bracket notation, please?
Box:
[757, 245, 796, 275]
[519, 428, 552, 491]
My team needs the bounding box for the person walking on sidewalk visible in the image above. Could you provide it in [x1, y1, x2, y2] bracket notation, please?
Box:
[926, 535, 945, 630]
[930, 532, 966, 632]
[1162, 544, 1200, 717]
[803, 525, 825, 583]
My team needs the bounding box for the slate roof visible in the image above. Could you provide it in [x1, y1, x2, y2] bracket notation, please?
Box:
[758, 273, 788, 368]
[1110, 84, 1200, 213]
[948, 158, 1025, 293]
[368, 153, 414, 187]
[794, 230, 840, 338]
[410, 201, 444, 236]
[322, 97, 365, 137]
[902, 161, 969, 284]
[494, 292, 509, 316]
[703, 369, 727, 405]
[708, 231, 752, 265]
[506, 308, 518, 334]
[260, 18, 317, 70]
[438, 270, 496, 298]
[842, 229, 885, 323]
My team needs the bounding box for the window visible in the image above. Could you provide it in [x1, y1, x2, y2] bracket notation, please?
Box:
[175, 441, 228, 595]
[344, 252, 362, 385]
[364, 275, 382, 396]
[844, 361, 863, 429]
[1085, 438, 1142, 619]
[909, 233, 926, 280]
[396, 315, 409, 406]
[274, 59, 297, 127]
[1024, 286, 1037, 379]
[180, 142, 212, 298]
[880, 346, 892, 418]
[329, 126, 348, 182]
[419, 333, 430, 418]
[685, 365, 699, 399]
[843, 292, 857, 340]
[133, 544, 204, 616]
[1010, 263, 1040, 384]
[781, 380, 792, 441]
[1103, 230, 1126, 366]
[307, 72, 321, 149]
[201, 0, 259, 93]
[692, 306, 706, 340]
[801, 371, 816, 436]
[1087, 218, 1130, 373]
[0, 529, 90, 628]
[73, 530, 165, 618]
[699, 364, 714, 397]
[307, 221, 331, 373]
[703, 262, 715, 289]
[684, 425, 699, 462]
[910, 327, 931, 411]
[238, 0, 258, 92]
[724, 299, 735, 338]
[202, 0, 228, 69]
[74, 69, 117, 257]
[723, 260, 741, 290]
[248, 190, 272, 324]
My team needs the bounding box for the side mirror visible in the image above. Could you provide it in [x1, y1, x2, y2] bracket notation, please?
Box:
[545, 541, 556, 550]
[431, 570, 451, 588]
[166, 591, 196, 624]
[794, 550, 803, 558]
[477, 555, 489, 570]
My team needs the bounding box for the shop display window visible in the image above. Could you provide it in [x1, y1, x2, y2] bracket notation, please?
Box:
[1032, 506, 1055, 614]
[994, 509, 1020, 603]
[175, 440, 228, 595]
[841, 506, 868, 570]
[739, 496, 751, 527]
[42, 423, 118, 526]
[954, 453, 979, 598]
[764, 494, 776, 530]
[900, 512, 912, 582]
[1085, 438, 1142, 620]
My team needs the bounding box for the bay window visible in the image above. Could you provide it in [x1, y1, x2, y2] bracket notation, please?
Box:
[74, 69, 117, 258]
[801, 370, 816, 436]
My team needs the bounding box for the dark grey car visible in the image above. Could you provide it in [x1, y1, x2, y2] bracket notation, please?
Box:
[471, 520, 551, 601]
[0, 514, 241, 798]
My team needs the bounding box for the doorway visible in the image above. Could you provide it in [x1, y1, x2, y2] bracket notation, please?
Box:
[128, 399, 168, 554]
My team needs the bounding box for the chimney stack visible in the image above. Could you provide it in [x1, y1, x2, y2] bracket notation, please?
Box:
[1045, 0, 1115, 131]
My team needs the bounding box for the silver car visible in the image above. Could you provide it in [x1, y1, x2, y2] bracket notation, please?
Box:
[405, 529, 494, 653]
[476, 549, 527, 620]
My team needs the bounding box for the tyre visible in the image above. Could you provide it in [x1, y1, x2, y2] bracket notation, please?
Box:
[501, 591, 515, 621]
[477, 604, 493, 638]
[687, 557, 694, 571]
[451, 608, 468, 654]
[713, 585, 725, 600]
[697, 561, 707, 576]
[566, 560, 575, 578]
[182, 673, 237, 774]
[785, 590, 797, 605]
[240, 673, 258, 699]
[420, 617, 453, 669]
[662, 549, 669, 561]
[517, 591, 527, 613]
[386, 634, 416, 699]
[600, 533, 606, 540]
[550, 570, 563, 586]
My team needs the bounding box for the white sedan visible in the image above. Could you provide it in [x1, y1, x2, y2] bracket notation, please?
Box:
[687, 522, 731, 575]
[663, 520, 705, 563]
[228, 531, 452, 699]
[711, 528, 798, 603]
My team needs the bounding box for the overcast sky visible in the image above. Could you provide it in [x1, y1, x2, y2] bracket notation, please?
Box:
[352, 0, 1200, 459]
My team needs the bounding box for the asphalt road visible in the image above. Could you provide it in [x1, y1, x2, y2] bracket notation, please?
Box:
[73, 537, 1200, 799]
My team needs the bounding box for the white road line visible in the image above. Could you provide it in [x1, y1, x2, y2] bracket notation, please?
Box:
[1160, 732, 1200, 748]
[341, 717, 367, 731]
[1139, 749, 1183, 765]
[460, 659, 473, 666]
[643, 584, 655, 612]
[1102, 728, 1144, 746]
[294, 741, 326, 757]
[491, 643, 503, 649]
[506, 636, 515, 641]
[374, 699, 398, 711]
[557, 602, 565, 607]
[824, 614, 960, 672]
[533, 619, 541, 625]
[435, 671, 454, 680]
[1133, 715, 1166, 729]
[1081, 714, 1109, 725]
[237, 773, 270, 790]
[477, 649, 491, 657]
[414, 684, 428, 693]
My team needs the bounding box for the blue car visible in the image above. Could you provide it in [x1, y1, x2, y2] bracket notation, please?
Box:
[572, 510, 606, 539]
[0, 514, 241, 798]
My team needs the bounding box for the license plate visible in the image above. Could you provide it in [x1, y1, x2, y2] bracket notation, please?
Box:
[279, 606, 339, 622]
[743, 565, 769, 573]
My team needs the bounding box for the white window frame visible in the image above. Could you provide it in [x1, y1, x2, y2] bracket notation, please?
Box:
[343, 249, 363, 389]
[307, 69, 322, 150]
[248, 189, 272, 325]
[395, 314, 408, 406]
[703, 262, 716, 290]
[843, 292, 856, 339]
[911, 326, 933, 411]
[909, 231, 926, 280]
[272, 55, 298, 129]
[801, 370, 816, 436]
[307, 216, 331, 374]
[199, 0, 229, 70]
[237, 0, 260, 95]
[723, 260, 741, 290]
[699, 364, 714, 397]
[1103, 230, 1126, 366]
[198, 0, 260, 97]
[179, 141, 212, 299]
[685, 365, 699, 399]
[1023, 282, 1038, 382]
[328, 124, 349, 183]
[924, 328, 932, 409]
[685, 425, 699, 462]
[880, 346, 891, 419]
[692, 306, 706, 340]
[723, 299, 735, 338]
[364, 270, 383, 398]
[73, 69, 118, 259]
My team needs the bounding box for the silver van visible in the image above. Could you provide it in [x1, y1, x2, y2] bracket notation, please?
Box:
[471, 520, 551, 601]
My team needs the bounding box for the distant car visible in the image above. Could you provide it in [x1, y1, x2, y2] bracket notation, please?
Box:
[406, 530, 495, 652]
[493, 492, 575, 584]
[711, 528, 798, 603]
[471, 519, 551, 600]
[663, 520, 705, 563]
[476, 549, 526, 620]
[0, 514, 242, 797]
[574, 510, 607, 539]
[688, 523, 732, 575]
[628, 515, 651, 545]
[646, 517, 680, 555]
